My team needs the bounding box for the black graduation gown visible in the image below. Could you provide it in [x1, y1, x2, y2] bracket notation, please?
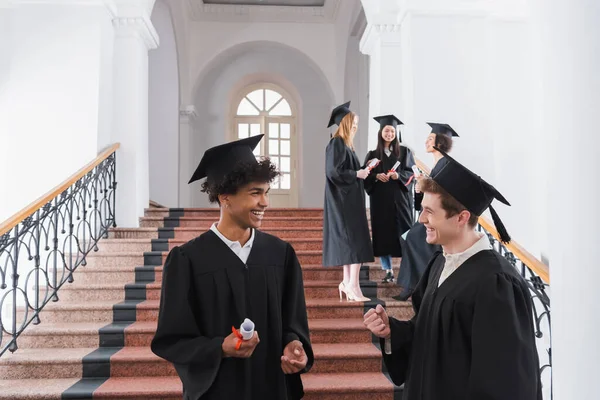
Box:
[151, 230, 314, 400]
[363, 148, 415, 257]
[322, 137, 374, 266]
[397, 157, 449, 290]
[382, 250, 543, 400]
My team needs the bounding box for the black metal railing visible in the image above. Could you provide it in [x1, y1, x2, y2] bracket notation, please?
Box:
[476, 225, 552, 400]
[0, 149, 117, 357]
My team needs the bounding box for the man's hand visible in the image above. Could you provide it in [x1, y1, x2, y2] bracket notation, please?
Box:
[363, 304, 391, 339]
[281, 340, 307, 374]
[222, 331, 260, 358]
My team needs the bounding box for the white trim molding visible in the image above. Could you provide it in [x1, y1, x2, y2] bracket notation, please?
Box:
[179, 105, 198, 121]
[112, 15, 159, 50]
[186, 0, 340, 23]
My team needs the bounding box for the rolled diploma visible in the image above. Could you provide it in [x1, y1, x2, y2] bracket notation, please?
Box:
[367, 158, 379, 170]
[240, 318, 255, 340]
[390, 161, 401, 172]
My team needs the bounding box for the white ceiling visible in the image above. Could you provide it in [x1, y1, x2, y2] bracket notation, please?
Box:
[203, 0, 325, 6]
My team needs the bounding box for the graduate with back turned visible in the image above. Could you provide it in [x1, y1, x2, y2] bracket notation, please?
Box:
[151, 135, 313, 400]
[363, 147, 542, 400]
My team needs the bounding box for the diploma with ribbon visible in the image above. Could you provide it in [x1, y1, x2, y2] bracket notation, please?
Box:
[232, 318, 255, 350]
[388, 161, 401, 173]
[367, 158, 380, 171]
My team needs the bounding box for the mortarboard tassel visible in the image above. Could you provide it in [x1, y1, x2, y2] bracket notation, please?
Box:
[489, 204, 511, 244]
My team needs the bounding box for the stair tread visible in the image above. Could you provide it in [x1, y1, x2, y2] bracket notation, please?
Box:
[172, 227, 323, 231]
[19, 321, 107, 335]
[124, 318, 366, 333]
[143, 216, 322, 220]
[109, 343, 380, 363]
[89, 373, 393, 396]
[0, 378, 81, 398]
[303, 372, 394, 392]
[0, 347, 96, 364]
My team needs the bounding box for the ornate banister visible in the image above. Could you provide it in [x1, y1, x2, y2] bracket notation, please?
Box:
[0, 143, 119, 357]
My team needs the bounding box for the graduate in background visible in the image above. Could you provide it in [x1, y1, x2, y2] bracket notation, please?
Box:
[322, 101, 374, 302]
[363, 115, 415, 283]
[364, 148, 542, 400]
[151, 135, 313, 400]
[393, 122, 458, 300]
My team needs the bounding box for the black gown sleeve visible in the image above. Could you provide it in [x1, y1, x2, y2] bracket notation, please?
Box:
[378, 253, 436, 385]
[151, 247, 224, 393]
[397, 147, 415, 192]
[326, 137, 357, 187]
[363, 151, 376, 195]
[282, 243, 314, 374]
[467, 273, 542, 400]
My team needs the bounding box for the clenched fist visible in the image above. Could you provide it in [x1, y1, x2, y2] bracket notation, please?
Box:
[363, 304, 391, 339]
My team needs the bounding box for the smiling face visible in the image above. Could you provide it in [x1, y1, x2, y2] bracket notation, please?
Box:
[381, 125, 396, 143]
[425, 133, 436, 153]
[418, 192, 461, 245]
[221, 181, 270, 230]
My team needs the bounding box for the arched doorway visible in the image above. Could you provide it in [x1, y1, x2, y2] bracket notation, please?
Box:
[231, 83, 298, 207]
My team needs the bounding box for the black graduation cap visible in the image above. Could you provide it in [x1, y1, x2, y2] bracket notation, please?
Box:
[427, 122, 459, 137]
[188, 134, 264, 184]
[327, 101, 352, 128]
[374, 115, 403, 129]
[430, 146, 512, 244]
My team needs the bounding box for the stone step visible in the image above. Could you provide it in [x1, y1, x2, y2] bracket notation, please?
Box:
[80, 250, 324, 268]
[94, 237, 322, 253]
[110, 227, 324, 240]
[38, 298, 412, 324]
[0, 378, 82, 400]
[17, 322, 105, 349]
[65, 266, 137, 285]
[106, 343, 382, 378]
[109, 228, 158, 239]
[144, 207, 324, 218]
[0, 347, 93, 379]
[56, 279, 400, 303]
[170, 227, 323, 240]
[139, 216, 323, 229]
[87, 373, 397, 400]
[120, 318, 374, 348]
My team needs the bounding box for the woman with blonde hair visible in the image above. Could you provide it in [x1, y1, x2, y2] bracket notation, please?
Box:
[322, 101, 374, 302]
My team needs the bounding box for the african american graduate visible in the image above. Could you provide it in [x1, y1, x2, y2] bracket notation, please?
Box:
[363, 114, 415, 284]
[151, 135, 314, 400]
[364, 148, 542, 400]
[322, 101, 374, 302]
[394, 122, 459, 300]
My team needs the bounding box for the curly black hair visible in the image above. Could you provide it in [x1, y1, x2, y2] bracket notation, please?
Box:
[201, 158, 281, 204]
[435, 134, 453, 153]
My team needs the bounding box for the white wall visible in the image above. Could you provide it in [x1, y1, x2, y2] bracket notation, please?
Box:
[0, 3, 112, 222]
[395, 11, 543, 259]
[529, 0, 600, 398]
[189, 41, 334, 208]
[149, 0, 179, 207]
[186, 21, 338, 106]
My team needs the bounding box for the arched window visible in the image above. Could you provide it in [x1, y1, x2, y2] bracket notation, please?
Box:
[233, 84, 297, 207]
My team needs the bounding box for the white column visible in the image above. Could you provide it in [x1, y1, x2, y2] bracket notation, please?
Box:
[359, 20, 404, 151]
[178, 105, 197, 208]
[529, 0, 600, 398]
[108, 1, 158, 227]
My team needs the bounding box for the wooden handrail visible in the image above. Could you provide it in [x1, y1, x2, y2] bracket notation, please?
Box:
[415, 158, 550, 284]
[0, 143, 120, 237]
